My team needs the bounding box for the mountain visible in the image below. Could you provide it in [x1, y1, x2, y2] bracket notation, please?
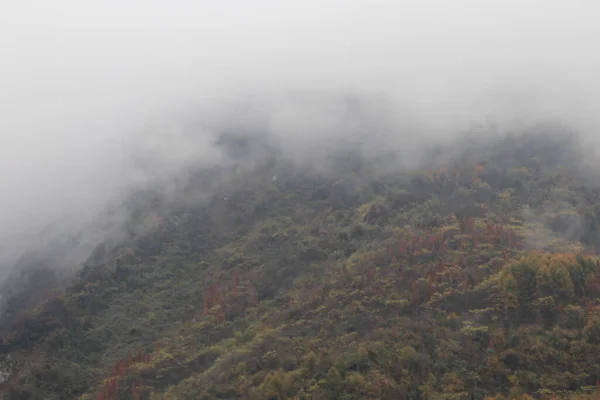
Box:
[2, 126, 600, 399]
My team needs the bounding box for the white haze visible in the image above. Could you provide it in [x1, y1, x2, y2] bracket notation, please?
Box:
[1, 0, 600, 275]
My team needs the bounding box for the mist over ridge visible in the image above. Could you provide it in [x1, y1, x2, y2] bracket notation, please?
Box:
[2, 0, 600, 280]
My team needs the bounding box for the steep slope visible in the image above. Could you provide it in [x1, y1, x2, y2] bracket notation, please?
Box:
[2, 129, 600, 399]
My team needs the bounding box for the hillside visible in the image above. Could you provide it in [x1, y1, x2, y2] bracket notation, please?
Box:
[3, 127, 600, 399]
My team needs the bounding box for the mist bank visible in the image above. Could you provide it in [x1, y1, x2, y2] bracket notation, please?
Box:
[0, 87, 598, 285]
[2, 0, 600, 283]
[0, 105, 594, 280]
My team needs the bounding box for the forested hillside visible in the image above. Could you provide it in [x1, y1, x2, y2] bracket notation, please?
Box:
[3, 127, 600, 399]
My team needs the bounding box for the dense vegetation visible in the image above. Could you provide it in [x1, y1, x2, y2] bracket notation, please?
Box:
[3, 127, 600, 399]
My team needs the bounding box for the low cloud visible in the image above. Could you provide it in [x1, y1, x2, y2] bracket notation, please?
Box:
[1, 0, 600, 277]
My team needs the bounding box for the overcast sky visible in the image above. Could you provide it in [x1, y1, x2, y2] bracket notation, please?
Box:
[1, 0, 600, 266]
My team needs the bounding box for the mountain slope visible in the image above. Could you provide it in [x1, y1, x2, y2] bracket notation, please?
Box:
[2, 129, 600, 399]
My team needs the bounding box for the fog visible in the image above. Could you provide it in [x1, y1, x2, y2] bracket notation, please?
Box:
[1, 0, 600, 277]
